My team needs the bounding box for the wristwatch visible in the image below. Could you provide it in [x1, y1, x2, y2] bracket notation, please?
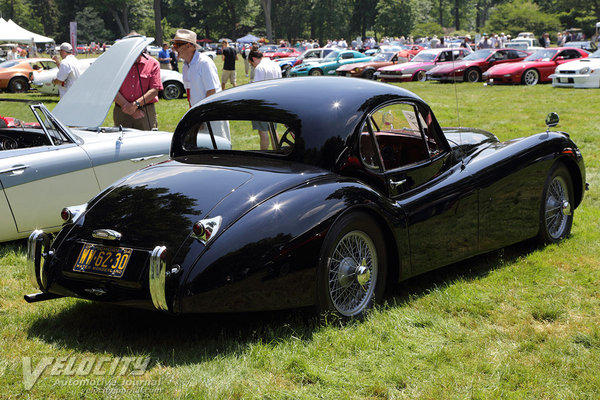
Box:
[134, 100, 142, 109]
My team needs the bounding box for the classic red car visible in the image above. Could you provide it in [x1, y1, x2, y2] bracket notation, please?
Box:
[263, 47, 302, 60]
[426, 48, 530, 83]
[336, 51, 409, 79]
[400, 44, 425, 58]
[375, 48, 472, 82]
[482, 47, 589, 85]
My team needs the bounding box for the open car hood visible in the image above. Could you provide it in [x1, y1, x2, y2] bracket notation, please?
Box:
[52, 36, 154, 128]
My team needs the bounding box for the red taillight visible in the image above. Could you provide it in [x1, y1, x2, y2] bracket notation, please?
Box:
[192, 221, 205, 236]
[60, 208, 71, 221]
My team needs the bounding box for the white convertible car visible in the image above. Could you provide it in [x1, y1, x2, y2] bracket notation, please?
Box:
[551, 49, 600, 88]
[0, 36, 230, 242]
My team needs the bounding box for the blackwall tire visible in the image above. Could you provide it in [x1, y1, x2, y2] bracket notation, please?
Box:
[538, 163, 574, 244]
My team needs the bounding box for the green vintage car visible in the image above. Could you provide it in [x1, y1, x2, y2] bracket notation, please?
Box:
[288, 49, 372, 76]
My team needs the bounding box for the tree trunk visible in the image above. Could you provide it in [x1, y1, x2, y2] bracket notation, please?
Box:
[122, 6, 130, 34]
[111, 9, 126, 37]
[454, 0, 460, 31]
[154, 0, 162, 45]
[262, 0, 273, 43]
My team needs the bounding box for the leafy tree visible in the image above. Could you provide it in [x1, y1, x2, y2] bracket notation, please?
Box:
[309, 0, 352, 43]
[375, 0, 418, 37]
[411, 21, 444, 38]
[271, 0, 310, 41]
[74, 6, 111, 43]
[350, 0, 378, 38]
[484, 0, 560, 36]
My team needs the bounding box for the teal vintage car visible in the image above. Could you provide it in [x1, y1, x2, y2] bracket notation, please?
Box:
[288, 50, 372, 76]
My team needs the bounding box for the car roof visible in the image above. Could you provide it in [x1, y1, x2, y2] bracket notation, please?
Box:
[174, 77, 427, 168]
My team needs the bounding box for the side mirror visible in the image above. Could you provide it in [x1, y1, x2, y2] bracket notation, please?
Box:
[555, 56, 564, 61]
[545, 112, 559, 130]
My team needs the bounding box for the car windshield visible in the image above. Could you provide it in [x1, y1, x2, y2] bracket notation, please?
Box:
[590, 49, 600, 58]
[525, 49, 558, 61]
[412, 52, 437, 62]
[323, 51, 340, 61]
[463, 49, 493, 61]
[0, 60, 18, 68]
[0, 100, 73, 150]
[373, 52, 395, 62]
[259, 45, 277, 52]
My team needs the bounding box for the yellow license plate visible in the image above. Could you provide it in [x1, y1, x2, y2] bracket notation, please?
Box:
[73, 243, 132, 278]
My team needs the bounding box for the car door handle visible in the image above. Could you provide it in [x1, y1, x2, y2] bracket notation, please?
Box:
[389, 178, 407, 188]
[130, 154, 164, 162]
[0, 164, 29, 175]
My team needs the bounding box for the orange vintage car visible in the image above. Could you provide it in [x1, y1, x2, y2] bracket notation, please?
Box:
[0, 58, 57, 93]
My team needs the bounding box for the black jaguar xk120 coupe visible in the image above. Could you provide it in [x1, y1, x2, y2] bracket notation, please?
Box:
[27, 77, 586, 318]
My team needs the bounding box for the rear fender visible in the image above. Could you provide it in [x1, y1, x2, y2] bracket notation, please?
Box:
[175, 178, 402, 313]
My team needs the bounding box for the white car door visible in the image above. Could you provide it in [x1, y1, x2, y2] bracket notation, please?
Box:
[77, 129, 172, 189]
[0, 143, 100, 239]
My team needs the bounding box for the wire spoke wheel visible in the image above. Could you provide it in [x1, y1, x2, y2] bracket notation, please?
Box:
[545, 175, 570, 240]
[327, 230, 377, 316]
[539, 164, 574, 243]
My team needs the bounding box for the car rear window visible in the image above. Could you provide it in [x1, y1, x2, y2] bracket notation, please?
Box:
[182, 119, 295, 156]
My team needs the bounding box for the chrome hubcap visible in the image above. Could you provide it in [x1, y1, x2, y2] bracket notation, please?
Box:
[328, 230, 377, 316]
[545, 176, 570, 239]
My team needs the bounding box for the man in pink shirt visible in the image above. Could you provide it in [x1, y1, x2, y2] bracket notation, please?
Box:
[113, 33, 163, 130]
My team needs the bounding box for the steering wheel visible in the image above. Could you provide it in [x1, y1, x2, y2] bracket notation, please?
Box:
[0, 135, 19, 150]
[278, 128, 295, 150]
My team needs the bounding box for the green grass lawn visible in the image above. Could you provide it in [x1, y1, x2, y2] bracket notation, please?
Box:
[1, 60, 600, 399]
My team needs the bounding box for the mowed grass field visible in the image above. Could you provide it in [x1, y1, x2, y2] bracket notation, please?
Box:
[0, 54, 599, 399]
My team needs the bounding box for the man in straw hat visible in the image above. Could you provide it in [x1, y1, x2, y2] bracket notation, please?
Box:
[113, 32, 163, 130]
[171, 29, 220, 107]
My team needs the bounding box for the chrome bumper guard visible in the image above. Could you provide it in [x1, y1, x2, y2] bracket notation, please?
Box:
[27, 230, 50, 291]
[149, 245, 168, 311]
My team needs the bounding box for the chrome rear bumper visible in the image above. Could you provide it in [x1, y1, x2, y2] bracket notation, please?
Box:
[27, 230, 50, 291]
[149, 245, 168, 311]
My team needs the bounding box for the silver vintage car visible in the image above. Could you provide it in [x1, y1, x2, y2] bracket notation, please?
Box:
[0, 36, 230, 242]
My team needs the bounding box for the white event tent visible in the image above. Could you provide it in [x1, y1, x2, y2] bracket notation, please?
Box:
[0, 18, 54, 45]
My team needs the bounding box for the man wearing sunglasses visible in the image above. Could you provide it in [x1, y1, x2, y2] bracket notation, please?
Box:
[171, 29, 221, 108]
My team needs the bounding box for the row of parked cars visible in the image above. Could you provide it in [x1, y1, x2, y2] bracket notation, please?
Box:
[274, 44, 600, 87]
[0, 51, 186, 99]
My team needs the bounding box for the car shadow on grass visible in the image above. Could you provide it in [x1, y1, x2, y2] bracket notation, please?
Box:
[385, 237, 541, 304]
[25, 237, 543, 366]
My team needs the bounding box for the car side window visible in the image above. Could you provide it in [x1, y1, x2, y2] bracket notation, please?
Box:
[342, 53, 354, 59]
[359, 102, 443, 171]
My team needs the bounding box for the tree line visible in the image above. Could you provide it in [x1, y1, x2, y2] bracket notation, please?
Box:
[1, 0, 598, 46]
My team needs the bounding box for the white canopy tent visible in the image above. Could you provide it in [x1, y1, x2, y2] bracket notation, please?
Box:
[0, 18, 54, 44]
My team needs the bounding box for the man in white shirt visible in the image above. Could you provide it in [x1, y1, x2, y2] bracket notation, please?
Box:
[248, 49, 282, 150]
[171, 29, 221, 108]
[52, 42, 83, 97]
[6, 46, 18, 60]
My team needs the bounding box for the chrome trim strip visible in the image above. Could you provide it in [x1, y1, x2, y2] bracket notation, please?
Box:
[149, 245, 168, 311]
[130, 154, 165, 162]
